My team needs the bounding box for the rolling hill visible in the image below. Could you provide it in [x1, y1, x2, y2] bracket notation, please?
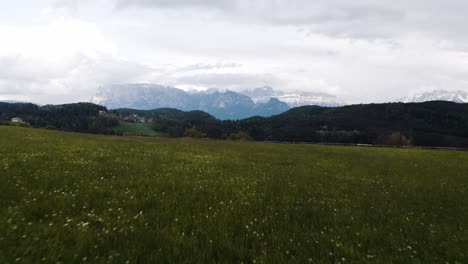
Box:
[2, 101, 468, 147]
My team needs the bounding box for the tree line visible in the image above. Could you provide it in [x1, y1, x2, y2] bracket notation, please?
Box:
[0, 102, 118, 134]
[113, 101, 468, 147]
[2, 101, 468, 148]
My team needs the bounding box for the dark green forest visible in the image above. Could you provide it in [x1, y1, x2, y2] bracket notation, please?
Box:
[2, 101, 468, 147]
[0, 102, 118, 134]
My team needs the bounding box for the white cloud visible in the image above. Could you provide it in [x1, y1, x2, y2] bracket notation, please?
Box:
[0, 0, 468, 104]
[0, 14, 153, 103]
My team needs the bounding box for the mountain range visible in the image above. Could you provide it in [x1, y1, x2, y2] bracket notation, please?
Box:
[92, 84, 341, 120]
[241, 86, 344, 107]
[402, 89, 468, 103]
[92, 84, 468, 120]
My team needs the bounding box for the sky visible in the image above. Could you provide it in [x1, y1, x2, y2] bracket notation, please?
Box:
[1, 0, 468, 104]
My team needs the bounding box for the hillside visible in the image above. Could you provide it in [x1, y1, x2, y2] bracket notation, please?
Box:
[0, 126, 467, 262]
[112, 122, 167, 137]
[2, 101, 468, 147]
[141, 101, 468, 148]
[242, 101, 468, 146]
[0, 102, 118, 134]
[112, 108, 215, 121]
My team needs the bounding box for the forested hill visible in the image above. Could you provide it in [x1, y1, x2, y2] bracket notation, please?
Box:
[1, 101, 468, 147]
[235, 101, 468, 147]
[0, 102, 118, 134]
[112, 108, 215, 121]
[112, 101, 468, 147]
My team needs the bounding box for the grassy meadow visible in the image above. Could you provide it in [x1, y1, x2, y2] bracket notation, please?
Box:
[112, 122, 167, 137]
[0, 126, 467, 263]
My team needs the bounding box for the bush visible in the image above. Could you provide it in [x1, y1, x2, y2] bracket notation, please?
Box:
[9, 122, 31, 128]
[184, 128, 207, 138]
[227, 132, 253, 141]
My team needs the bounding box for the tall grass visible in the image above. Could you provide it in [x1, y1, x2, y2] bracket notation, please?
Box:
[0, 126, 467, 263]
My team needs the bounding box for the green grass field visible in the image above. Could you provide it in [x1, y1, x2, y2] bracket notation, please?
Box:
[112, 122, 167, 137]
[0, 126, 467, 263]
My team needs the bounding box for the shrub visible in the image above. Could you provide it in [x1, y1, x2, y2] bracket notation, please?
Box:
[184, 128, 207, 138]
[227, 132, 253, 141]
[10, 122, 31, 128]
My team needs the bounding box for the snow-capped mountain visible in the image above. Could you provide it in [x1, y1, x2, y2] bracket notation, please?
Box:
[0, 100, 33, 104]
[253, 98, 290, 117]
[241, 86, 345, 107]
[190, 90, 257, 119]
[92, 84, 290, 120]
[92, 84, 190, 110]
[402, 89, 468, 103]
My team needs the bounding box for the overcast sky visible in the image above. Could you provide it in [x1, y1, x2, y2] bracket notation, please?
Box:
[1, 0, 468, 104]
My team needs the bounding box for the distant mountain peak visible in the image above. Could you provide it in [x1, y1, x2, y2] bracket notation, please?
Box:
[403, 89, 468, 103]
[255, 86, 275, 93]
[241, 87, 344, 107]
[266, 97, 282, 103]
[92, 83, 289, 120]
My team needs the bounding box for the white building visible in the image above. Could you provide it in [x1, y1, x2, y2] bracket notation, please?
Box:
[11, 117, 23, 123]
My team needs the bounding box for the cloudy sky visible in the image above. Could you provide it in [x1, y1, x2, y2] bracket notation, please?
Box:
[1, 0, 468, 104]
